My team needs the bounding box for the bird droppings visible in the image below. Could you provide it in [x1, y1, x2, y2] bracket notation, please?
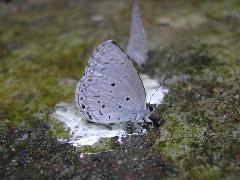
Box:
[51, 103, 127, 146]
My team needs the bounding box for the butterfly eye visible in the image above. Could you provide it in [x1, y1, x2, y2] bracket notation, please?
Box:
[149, 106, 153, 112]
[146, 104, 154, 112]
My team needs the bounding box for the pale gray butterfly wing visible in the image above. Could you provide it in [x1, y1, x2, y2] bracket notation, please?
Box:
[127, 0, 148, 66]
[75, 40, 147, 124]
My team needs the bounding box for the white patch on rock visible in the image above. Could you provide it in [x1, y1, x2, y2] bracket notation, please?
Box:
[141, 74, 168, 104]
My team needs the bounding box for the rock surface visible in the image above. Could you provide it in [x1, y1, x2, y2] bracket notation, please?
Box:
[0, 0, 239, 179]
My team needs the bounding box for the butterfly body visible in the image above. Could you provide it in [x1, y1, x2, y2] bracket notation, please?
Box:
[75, 40, 151, 124]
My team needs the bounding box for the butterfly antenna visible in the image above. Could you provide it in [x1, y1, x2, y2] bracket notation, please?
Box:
[148, 77, 166, 104]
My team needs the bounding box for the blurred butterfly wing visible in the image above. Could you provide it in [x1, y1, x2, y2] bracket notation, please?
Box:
[127, 0, 148, 66]
[75, 40, 146, 123]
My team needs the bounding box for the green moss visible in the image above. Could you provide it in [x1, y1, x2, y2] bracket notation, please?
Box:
[189, 165, 222, 180]
[49, 119, 70, 139]
[80, 138, 118, 153]
[151, 41, 240, 179]
[0, 1, 93, 136]
[152, 44, 240, 177]
[0, 101, 35, 133]
[145, 1, 240, 178]
[154, 85, 240, 178]
[154, 114, 204, 163]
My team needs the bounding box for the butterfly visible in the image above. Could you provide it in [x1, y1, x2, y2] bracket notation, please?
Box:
[75, 40, 154, 124]
[127, 0, 148, 66]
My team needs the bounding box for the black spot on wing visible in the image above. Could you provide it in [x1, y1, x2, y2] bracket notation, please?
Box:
[99, 110, 103, 115]
[86, 112, 92, 119]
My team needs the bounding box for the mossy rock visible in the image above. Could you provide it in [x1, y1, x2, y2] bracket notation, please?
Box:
[0, 0, 240, 179]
